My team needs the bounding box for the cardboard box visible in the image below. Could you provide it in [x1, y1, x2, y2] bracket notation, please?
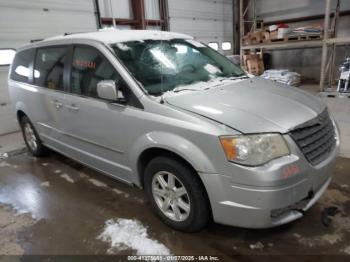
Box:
[261, 32, 270, 42]
[277, 28, 291, 39]
[244, 54, 264, 75]
[269, 30, 278, 40]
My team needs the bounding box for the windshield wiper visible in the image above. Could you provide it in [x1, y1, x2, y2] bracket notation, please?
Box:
[173, 87, 200, 93]
[219, 75, 249, 81]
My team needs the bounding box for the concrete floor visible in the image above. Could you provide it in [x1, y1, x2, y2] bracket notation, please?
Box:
[0, 151, 350, 258]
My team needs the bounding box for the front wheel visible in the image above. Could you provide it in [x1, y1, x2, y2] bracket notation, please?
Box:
[144, 156, 210, 232]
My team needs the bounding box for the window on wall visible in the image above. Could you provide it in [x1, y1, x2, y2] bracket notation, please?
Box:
[34, 47, 68, 91]
[71, 45, 122, 99]
[0, 49, 16, 66]
[208, 42, 219, 51]
[10, 49, 35, 83]
[222, 42, 232, 51]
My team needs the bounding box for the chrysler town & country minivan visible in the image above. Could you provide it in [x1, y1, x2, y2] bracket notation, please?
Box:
[8, 30, 339, 232]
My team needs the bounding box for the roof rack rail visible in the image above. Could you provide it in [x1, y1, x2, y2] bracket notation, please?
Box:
[64, 31, 93, 36]
[30, 39, 44, 43]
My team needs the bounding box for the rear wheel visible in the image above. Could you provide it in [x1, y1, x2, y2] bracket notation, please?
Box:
[20, 116, 47, 157]
[144, 156, 210, 232]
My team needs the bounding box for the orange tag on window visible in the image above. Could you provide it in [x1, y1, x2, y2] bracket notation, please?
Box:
[75, 59, 96, 69]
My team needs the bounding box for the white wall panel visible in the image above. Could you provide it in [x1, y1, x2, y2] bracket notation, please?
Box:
[145, 0, 160, 20]
[99, 0, 133, 19]
[168, 0, 233, 54]
[0, 0, 97, 134]
[0, 0, 97, 49]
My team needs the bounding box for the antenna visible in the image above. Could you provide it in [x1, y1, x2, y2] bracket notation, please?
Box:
[30, 39, 44, 43]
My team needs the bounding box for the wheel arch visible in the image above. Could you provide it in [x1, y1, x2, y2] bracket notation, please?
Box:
[137, 147, 197, 187]
[129, 132, 217, 187]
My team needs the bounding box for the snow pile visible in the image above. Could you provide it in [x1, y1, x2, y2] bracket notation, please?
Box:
[261, 69, 301, 86]
[98, 219, 171, 255]
[40, 181, 50, 187]
[60, 173, 74, 183]
[249, 241, 264, 250]
[88, 178, 107, 188]
[0, 153, 8, 160]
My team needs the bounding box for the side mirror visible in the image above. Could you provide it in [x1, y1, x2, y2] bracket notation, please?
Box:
[97, 80, 125, 102]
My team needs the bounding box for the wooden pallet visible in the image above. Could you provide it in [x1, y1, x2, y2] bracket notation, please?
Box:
[319, 91, 350, 98]
[267, 34, 322, 43]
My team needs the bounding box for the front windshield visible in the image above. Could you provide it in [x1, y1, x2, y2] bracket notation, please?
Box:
[110, 39, 245, 96]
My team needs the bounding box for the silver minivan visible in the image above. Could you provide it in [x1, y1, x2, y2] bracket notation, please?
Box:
[9, 30, 340, 232]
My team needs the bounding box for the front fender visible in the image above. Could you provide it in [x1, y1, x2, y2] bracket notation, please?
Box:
[128, 131, 217, 185]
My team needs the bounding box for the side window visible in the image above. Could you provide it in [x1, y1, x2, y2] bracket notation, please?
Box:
[34, 47, 67, 91]
[71, 45, 121, 99]
[10, 49, 35, 83]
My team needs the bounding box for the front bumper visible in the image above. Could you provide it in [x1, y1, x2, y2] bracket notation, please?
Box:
[199, 134, 339, 228]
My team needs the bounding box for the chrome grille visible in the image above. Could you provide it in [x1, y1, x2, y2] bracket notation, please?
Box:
[290, 109, 336, 165]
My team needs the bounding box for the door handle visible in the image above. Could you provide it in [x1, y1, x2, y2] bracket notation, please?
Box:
[52, 100, 63, 109]
[65, 104, 79, 112]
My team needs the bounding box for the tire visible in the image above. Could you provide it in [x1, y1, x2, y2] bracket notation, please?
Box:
[20, 116, 48, 157]
[144, 156, 210, 232]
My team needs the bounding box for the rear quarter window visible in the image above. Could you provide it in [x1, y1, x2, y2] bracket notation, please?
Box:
[10, 48, 35, 83]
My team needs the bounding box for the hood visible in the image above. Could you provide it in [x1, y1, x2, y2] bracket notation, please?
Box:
[165, 77, 326, 134]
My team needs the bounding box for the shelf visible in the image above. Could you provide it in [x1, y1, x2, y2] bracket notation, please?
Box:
[239, 0, 347, 91]
[326, 37, 350, 45]
[241, 37, 350, 51]
[241, 40, 323, 50]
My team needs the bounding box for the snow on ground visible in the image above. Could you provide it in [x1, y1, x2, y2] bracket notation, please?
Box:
[88, 178, 107, 188]
[0, 161, 11, 167]
[98, 219, 171, 255]
[60, 173, 74, 183]
[40, 181, 50, 187]
[112, 188, 124, 195]
[0, 153, 8, 160]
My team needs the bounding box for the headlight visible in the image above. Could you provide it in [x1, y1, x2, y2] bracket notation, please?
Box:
[220, 134, 290, 166]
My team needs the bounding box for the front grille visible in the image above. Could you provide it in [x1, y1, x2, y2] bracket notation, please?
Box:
[290, 109, 336, 165]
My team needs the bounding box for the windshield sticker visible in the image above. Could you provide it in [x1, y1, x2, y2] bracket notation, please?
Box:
[186, 39, 206, 48]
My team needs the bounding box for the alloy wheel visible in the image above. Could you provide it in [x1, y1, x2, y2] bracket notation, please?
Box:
[152, 171, 191, 222]
[24, 123, 38, 152]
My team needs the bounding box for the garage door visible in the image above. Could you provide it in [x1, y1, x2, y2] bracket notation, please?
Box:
[168, 0, 233, 55]
[0, 0, 97, 135]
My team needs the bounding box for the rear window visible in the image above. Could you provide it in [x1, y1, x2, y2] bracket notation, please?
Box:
[10, 49, 35, 83]
[34, 46, 67, 91]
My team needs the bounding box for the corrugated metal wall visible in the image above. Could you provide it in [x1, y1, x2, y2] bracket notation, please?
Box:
[98, 0, 133, 20]
[0, 0, 97, 49]
[168, 0, 233, 54]
[145, 0, 160, 20]
[0, 0, 97, 135]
